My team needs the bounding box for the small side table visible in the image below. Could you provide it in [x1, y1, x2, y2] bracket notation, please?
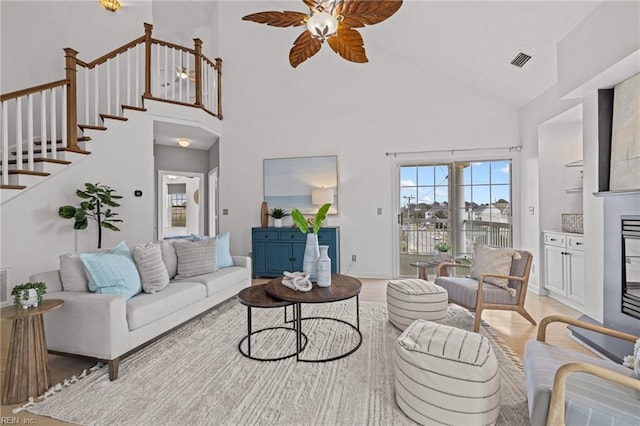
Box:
[409, 260, 442, 281]
[1, 299, 63, 405]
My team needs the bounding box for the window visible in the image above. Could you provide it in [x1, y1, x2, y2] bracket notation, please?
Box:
[171, 192, 187, 227]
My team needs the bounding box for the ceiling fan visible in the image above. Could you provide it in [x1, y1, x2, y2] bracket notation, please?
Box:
[242, 0, 403, 68]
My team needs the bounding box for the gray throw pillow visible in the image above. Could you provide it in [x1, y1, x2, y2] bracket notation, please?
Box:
[133, 243, 170, 293]
[173, 238, 218, 279]
[469, 245, 521, 293]
[160, 240, 179, 279]
[59, 249, 108, 292]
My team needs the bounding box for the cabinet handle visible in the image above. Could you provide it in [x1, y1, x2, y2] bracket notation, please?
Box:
[549, 238, 557, 241]
[575, 242, 583, 246]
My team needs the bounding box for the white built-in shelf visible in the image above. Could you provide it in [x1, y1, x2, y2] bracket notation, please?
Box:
[565, 160, 583, 167]
[593, 189, 640, 197]
[565, 188, 583, 193]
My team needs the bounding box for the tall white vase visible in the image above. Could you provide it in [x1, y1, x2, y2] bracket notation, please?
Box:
[316, 245, 331, 287]
[303, 233, 319, 281]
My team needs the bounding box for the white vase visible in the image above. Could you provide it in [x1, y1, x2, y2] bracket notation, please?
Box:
[20, 288, 38, 309]
[316, 245, 331, 287]
[303, 233, 319, 281]
[273, 218, 283, 228]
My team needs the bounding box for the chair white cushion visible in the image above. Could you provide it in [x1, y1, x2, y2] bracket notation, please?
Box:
[470, 245, 521, 291]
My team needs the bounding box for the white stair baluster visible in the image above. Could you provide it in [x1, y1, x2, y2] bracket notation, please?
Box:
[179, 51, 183, 102]
[27, 94, 34, 171]
[51, 88, 57, 159]
[1, 101, 7, 185]
[94, 66, 99, 125]
[155, 44, 160, 96]
[135, 44, 140, 107]
[84, 68, 89, 125]
[116, 55, 120, 110]
[186, 56, 190, 103]
[61, 86, 67, 150]
[41, 91, 47, 159]
[107, 58, 112, 115]
[171, 48, 175, 100]
[15, 98, 22, 171]
[164, 46, 168, 101]
[127, 47, 131, 106]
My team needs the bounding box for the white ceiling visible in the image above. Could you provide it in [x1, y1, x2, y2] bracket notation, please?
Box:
[154, 121, 219, 150]
[359, 1, 603, 107]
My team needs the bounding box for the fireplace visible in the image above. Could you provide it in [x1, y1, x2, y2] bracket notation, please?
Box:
[622, 216, 640, 320]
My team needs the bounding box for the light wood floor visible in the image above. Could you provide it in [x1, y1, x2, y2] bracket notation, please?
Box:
[1, 277, 596, 424]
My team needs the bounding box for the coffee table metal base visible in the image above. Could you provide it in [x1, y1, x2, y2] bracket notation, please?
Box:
[239, 305, 308, 361]
[293, 295, 362, 363]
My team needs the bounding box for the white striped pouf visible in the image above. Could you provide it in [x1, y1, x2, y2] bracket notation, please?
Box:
[386, 279, 448, 331]
[395, 320, 501, 426]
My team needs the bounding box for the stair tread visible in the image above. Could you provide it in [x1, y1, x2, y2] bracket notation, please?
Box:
[0, 185, 26, 190]
[11, 147, 91, 156]
[0, 170, 50, 176]
[100, 114, 128, 122]
[31, 136, 91, 145]
[122, 105, 147, 112]
[4, 158, 71, 165]
[78, 124, 107, 131]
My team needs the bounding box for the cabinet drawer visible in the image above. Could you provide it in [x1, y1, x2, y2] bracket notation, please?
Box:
[567, 235, 584, 251]
[544, 233, 566, 247]
[253, 230, 279, 240]
[278, 230, 306, 241]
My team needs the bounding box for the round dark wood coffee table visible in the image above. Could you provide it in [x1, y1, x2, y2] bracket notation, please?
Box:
[237, 284, 307, 361]
[265, 274, 362, 362]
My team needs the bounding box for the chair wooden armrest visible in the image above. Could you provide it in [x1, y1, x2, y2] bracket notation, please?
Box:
[546, 361, 640, 426]
[479, 272, 525, 283]
[436, 262, 469, 277]
[536, 315, 639, 343]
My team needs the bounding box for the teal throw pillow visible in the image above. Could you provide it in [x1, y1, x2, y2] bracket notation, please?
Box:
[191, 233, 234, 268]
[80, 241, 142, 299]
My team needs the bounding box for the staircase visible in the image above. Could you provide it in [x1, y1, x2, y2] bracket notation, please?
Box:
[0, 23, 222, 205]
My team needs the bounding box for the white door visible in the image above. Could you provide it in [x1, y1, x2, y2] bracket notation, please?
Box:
[544, 244, 565, 295]
[208, 168, 218, 236]
[567, 249, 585, 304]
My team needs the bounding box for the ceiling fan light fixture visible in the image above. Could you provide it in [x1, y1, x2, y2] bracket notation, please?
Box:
[176, 68, 189, 79]
[99, 0, 121, 12]
[307, 10, 339, 41]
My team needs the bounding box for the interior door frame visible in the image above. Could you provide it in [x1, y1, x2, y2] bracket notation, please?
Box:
[157, 169, 205, 240]
[208, 167, 218, 236]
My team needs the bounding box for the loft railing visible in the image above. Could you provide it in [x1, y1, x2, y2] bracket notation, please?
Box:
[0, 23, 222, 184]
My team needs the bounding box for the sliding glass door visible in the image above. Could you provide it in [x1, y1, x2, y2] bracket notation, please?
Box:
[398, 160, 512, 276]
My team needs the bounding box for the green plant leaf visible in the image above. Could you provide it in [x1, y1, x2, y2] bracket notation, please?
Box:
[76, 190, 91, 199]
[80, 201, 91, 209]
[291, 209, 309, 234]
[312, 203, 331, 234]
[74, 209, 85, 221]
[73, 218, 88, 230]
[102, 222, 120, 231]
[85, 183, 97, 192]
[58, 205, 77, 218]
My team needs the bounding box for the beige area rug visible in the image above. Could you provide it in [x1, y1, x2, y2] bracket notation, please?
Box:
[27, 300, 530, 425]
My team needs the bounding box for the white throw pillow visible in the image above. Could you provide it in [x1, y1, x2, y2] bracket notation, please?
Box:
[469, 245, 521, 295]
[133, 243, 170, 293]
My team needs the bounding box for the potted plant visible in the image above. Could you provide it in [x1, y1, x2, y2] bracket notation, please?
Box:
[269, 207, 288, 228]
[291, 203, 331, 281]
[58, 183, 123, 248]
[434, 239, 451, 261]
[11, 282, 47, 309]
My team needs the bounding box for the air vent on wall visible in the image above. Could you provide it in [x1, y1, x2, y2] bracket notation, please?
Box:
[510, 52, 532, 68]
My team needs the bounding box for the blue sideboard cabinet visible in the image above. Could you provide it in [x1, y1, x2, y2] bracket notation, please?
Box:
[251, 227, 340, 278]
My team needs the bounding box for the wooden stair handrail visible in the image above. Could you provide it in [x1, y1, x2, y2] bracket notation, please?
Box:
[77, 36, 146, 69]
[0, 79, 68, 102]
[150, 39, 196, 55]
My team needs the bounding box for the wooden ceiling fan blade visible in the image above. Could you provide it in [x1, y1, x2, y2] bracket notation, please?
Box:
[336, 0, 402, 28]
[327, 26, 368, 64]
[242, 11, 308, 27]
[289, 31, 323, 68]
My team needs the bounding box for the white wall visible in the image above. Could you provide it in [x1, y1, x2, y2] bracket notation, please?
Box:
[0, 111, 156, 285]
[218, 2, 519, 277]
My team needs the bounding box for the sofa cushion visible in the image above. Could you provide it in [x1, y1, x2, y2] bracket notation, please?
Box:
[434, 276, 519, 307]
[133, 243, 170, 294]
[80, 241, 142, 300]
[160, 240, 178, 279]
[60, 248, 108, 292]
[126, 282, 206, 331]
[524, 340, 639, 426]
[174, 266, 247, 297]
[173, 238, 218, 279]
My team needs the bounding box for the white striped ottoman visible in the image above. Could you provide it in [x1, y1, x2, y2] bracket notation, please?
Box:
[395, 320, 501, 426]
[386, 279, 448, 331]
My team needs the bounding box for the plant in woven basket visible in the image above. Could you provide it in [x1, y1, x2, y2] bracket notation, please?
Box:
[58, 183, 123, 248]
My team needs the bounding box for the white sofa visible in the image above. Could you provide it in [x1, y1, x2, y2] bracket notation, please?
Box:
[31, 245, 251, 380]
